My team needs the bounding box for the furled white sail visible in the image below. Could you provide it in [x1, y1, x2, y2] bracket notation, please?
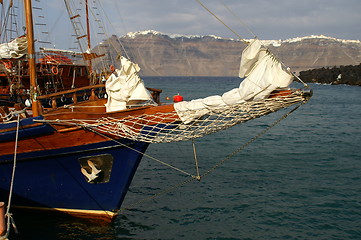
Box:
[174, 38, 294, 123]
[0, 36, 28, 59]
[105, 56, 153, 112]
[238, 38, 265, 78]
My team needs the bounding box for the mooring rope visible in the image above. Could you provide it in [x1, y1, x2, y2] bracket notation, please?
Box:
[0, 115, 20, 239]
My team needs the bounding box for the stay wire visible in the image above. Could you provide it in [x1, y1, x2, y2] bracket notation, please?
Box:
[219, 0, 257, 38]
[195, 0, 248, 44]
[217, 0, 309, 88]
[95, 0, 130, 60]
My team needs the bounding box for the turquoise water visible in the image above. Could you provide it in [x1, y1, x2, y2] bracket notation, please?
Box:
[13, 78, 361, 239]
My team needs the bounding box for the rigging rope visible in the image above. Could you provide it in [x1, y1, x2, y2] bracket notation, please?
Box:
[197, 0, 310, 89]
[95, 0, 129, 60]
[219, 0, 257, 38]
[195, 0, 247, 44]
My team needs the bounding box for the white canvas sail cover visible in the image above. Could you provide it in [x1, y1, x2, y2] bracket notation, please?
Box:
[238, 38, 265, 78]
[0, 36, 28, 59]
[175, 38, 294, 123]
[105, 56, 153, 112]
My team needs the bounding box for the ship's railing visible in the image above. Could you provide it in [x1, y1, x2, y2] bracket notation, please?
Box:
[36, 84, 162, 109]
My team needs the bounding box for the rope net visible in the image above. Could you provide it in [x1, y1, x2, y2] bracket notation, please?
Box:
[44, 89, 308, 144]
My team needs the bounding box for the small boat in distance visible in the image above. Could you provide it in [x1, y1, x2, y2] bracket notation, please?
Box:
[0, 0, 311, 223]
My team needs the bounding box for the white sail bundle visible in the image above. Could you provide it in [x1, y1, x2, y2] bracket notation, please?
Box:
[40, 39, 309, 143]
[40, 37, 308, 143]
[40, 38, 307, 143]
[105, 56, 154, 112]
[45, 90, 306, 143]
[174, 39, 293, 123]
[0, 36, 28, 59]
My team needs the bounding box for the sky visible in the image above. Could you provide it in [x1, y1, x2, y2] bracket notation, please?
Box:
[17, 0, 361, 49]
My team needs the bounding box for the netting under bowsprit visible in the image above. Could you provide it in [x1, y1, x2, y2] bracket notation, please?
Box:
[56, 91, 306, 144]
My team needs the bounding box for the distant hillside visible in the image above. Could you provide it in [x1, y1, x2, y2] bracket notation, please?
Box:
[93, 30, 361, 77]
[299, 64, 361, 86]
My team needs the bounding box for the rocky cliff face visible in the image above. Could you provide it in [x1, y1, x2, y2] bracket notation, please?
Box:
[93, 30, 361, 76]
[266, 36, 361, 74]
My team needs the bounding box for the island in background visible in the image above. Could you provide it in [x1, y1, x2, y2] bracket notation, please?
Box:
[92, 31, 361, 85]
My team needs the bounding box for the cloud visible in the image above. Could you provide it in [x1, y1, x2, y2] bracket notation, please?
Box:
[113, 0, 359, 40]
[43, 0, 361, 50]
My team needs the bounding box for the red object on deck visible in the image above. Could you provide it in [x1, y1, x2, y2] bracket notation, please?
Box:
[173, 94, 183, 102]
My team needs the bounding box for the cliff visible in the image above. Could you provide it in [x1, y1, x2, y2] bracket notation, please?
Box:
[93, 30, 361, 77]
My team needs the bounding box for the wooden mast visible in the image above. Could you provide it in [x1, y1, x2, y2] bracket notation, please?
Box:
[24, 0, 40, 116]
[85, 0, 92, 73]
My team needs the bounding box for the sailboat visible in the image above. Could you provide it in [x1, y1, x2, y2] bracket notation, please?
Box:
[0, 0, 311, 223]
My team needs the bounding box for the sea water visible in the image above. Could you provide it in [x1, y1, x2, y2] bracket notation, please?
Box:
[12, 77, 361, 239]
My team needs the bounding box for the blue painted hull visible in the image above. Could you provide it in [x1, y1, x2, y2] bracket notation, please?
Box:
[0, 117, 149, 219]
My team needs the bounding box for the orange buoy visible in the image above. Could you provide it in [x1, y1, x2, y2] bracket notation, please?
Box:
[173, 94, 183, 103]
[51, 66, 59, 75]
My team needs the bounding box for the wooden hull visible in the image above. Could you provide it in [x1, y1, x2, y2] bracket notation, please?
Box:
[0, 87, 308, 221]
[0, 116, 149, 221]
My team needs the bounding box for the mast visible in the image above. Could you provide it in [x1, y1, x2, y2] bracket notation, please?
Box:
[85, 0, 92, 73]
[24, 0, 40, 116]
